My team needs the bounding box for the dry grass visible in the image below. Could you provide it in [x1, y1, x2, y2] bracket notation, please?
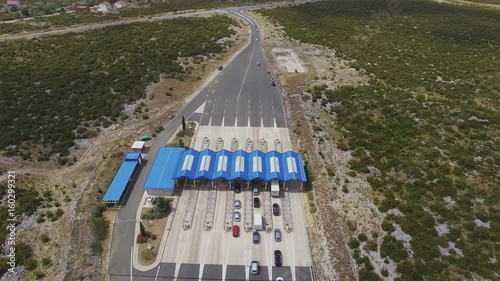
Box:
[137, 216, 168, 266]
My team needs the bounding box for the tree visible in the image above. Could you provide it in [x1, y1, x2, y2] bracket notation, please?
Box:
[139, 221, 146, 237]
[156, 197, 169, 214]
[181, 115, 186, 131]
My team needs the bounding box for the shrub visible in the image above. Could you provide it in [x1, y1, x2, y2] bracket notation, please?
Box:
[358, 233, 368, 242]
[359, 268, 382, 281]
[348, 238, 360, 249]
[381, 267, 389, 277]
[34, 271, 45, 279]
[366, 240, 378, 252]
[141, 248, 154, 261]
[39, 233, 50, 243]
[41, 257, 52, 267]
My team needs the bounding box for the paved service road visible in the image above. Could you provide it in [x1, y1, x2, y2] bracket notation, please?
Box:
[108, 2, 317, 281]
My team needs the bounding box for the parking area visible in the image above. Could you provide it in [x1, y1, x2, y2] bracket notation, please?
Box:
[159, 181, 313, 280]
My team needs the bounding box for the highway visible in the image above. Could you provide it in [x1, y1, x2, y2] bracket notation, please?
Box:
[107, 3, 315, 281]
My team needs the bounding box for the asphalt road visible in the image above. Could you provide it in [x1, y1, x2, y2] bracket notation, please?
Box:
[107, 2, 317, 281]
[196, 10, 286, 128]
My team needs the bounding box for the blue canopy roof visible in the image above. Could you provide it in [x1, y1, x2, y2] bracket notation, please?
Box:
[248, 150, 266, 181]
[265, 151, 283, 181]
[212, 150, 232, 180]
[194, 149, 216, 179]
[170, 148, 307, 183]
[144, 147, 184, 190]
[125, 152, 141, 162]
[174, 149, 199, 179]
[102, 160, 138, 203]
[230, 150, 249, 181]
[281, 151, 307, 182]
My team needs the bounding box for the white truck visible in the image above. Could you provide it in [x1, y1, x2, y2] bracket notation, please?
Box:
[253, 213, 263, 231]
[271, 180, 280, 197]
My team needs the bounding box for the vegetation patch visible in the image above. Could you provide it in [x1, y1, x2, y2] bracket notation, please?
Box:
[0, 16, 237, 161]
[261, 0, 500, 279]
[91, 204, 109, 255]
[0, 0, 284, 34]
[141, 197, 172, 220]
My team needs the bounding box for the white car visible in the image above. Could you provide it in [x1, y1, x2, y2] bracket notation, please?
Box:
[276, 278, 284, 281]
[250, 260, 259, 275]
[256, 38, 259, 41]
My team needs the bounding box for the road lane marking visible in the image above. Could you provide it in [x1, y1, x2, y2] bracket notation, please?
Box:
[235, 27, 257, 115]
[154, 266, 161, 281]
[284, 232, 294, 280]
[130, 247, 133, 281]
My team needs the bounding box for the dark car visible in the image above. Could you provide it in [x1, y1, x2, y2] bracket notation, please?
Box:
[234, 183, 241, 194]
[274, 250, 282, 267]
[271, 81, 276, 86]
[253, 197, 260, 208]
[253, 231, 260, 244]
[273, 203, 280, 216]
[218, 66, 223, 71]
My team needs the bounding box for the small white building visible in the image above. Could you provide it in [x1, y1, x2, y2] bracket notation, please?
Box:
[97, 1, 111, 12]
[114, 0, 126, 8]
[131, 141, 146, 153]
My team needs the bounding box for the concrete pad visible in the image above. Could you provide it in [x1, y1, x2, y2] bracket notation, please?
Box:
[193, 125, 293, 152]
[225, 264, 246, 280]
[201, 264, 223, 280]
[177, 263, 199, 281]
[295, 266, 314, 281]
[273, 266, 293, 281]
[249, 265, 270, 281]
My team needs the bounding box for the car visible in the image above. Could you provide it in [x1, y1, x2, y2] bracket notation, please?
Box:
[218, 65, 223, 71]
[271, 81, 276, 86]
[274, 250, 282, 267]
[267, 70, 270, 74]
[274, 228, 282, 242]
[256, 38, 259, 41]
[234, 200, 241, 209]
[234, 183, 241, 194]
[276, 278, 284, 281]
[253, 197, 260, 208]
[233, 225, 240, 237]
[253, 231, 260, 244]
[273, 203, 280, 216]
[257, 62, 261, 66]
[253, 186, 260, 196]
[234, 212, 241, 222]
[250, 260, 259, 275]
[148, 16, 152, 20]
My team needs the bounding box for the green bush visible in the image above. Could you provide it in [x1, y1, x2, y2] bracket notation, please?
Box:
[39, 233, 50, 243]
[381, 235, 408, 262]
[348, 238, 360, 249]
